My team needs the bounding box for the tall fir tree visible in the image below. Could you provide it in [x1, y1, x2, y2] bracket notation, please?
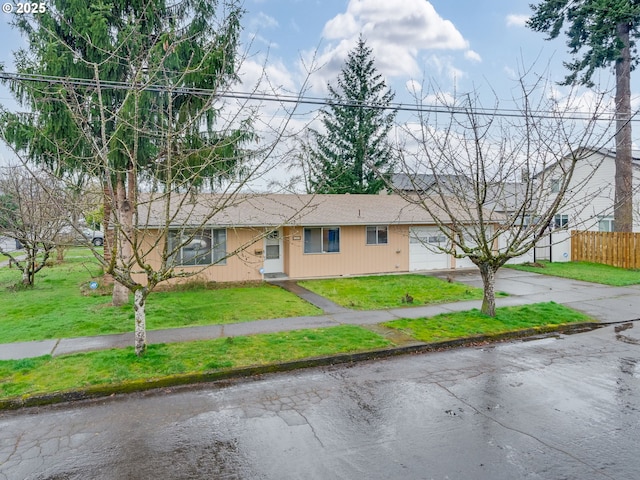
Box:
[309, 36, 397, 194]
[1, 0, 250, 355]
[528, 0, 640, 232]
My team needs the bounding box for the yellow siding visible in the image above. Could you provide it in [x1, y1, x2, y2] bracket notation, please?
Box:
[132, 228, 264, 286]
[284, 225, 409, 278]
[133, 224, 413, 285]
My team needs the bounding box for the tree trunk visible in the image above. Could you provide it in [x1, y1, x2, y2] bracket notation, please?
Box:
[133, 288, 147, 356]
[112, 282, 130, 306]
[478, 263, 497, 317]
[22, 267, 31, 286]
[614, 22, 633, 233]
[21, 253, 35, 286]
[102, 181, 115, 286]
[112, 173, 132, 306]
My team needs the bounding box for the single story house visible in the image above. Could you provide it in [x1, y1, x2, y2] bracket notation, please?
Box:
[133, 193, 491, 285]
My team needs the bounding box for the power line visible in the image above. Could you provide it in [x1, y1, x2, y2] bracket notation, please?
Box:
[0, 70, 634, 122]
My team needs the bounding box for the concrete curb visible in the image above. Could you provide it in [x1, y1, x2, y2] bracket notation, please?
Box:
[0, 321, 600, 411]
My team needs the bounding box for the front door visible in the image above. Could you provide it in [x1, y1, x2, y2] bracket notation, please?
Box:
[263, 229, 284, 274]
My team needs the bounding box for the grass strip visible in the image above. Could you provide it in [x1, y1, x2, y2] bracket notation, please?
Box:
[507, 261, 640, 286]
[0, 326, 391, 401]
[0, 252, 321, 343]
[384, 302, 591, 343]
[299, 274, 485, 310]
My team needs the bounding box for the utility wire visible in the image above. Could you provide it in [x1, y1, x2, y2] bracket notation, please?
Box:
[0, 70, 636, 122]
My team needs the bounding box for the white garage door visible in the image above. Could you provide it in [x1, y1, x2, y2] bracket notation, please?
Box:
[409, 227, 450, 271]
[453, 230, 487, 270]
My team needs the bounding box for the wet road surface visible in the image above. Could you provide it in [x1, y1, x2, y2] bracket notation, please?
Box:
[1, 324, 639, 479]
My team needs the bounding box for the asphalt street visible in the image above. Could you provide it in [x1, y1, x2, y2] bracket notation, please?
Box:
[1, 323, 639, 479]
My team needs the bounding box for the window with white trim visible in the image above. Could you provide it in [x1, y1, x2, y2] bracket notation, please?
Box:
[553, 214, 569, 229]
[168, 229, 226, 266]
[598, 217, 614, 232]
[550, 178, 561, 193]
[366, 226, 388, 245]
[304, 227, 340, 253]
[265, 230, 280, 259]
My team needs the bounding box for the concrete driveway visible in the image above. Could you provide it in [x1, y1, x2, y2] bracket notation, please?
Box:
[435, 268, 640, 324]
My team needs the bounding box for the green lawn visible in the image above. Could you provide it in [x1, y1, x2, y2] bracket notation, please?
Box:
[0, 302, 595, 404]
[0, 251, 321, 343]
[0, 326, 391, 401]
[384, 302, 592, 343]
[298, 274, 485, 310]
[507, 261, 640, 286]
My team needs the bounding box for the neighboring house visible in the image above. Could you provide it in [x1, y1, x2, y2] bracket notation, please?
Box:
[134, 194, 493, 285]
[390, 173, 527, 217]
[392, 149, 640, 264]
[518, 147, 640, 263]
[536, 147, 640, 233]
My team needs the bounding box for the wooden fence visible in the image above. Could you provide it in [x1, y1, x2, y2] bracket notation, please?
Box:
[571, 230, 640, 269]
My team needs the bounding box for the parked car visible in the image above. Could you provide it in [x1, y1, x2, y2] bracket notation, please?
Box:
[82, 228, 104, 247]
[57, 227, 104, 247]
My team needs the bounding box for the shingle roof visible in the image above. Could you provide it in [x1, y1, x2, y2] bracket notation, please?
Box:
[137, 193, 489, 228]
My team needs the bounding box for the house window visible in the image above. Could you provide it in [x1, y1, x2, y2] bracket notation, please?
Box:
[169, 229, 226, 266]
[409, 232, 446, 245]
[366, 226, 388, 245]
[304, 227, 340, 253]
[554, 214, 569, 229]
[428, 235, 447, 244]
[598, 217, 614, 232]
[550, 178, 561, 193]
[522, 215, 541, 228]
[265, 230, 280, 260]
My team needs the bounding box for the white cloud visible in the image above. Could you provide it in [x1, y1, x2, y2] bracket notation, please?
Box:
[309, 0, 471, 91]
[247, 13, 281, 49]
[424, 54, 465, 85]
[252, 12, 279, 30]
[238, 57, 298, 95]
[405, 79, 423, 95]
[503, 66, 517, 79]
[423, 91, 455, 106]
[323, 0, 468, 48]
[506, 14, 529, 28]
[465, 50, 482, 63]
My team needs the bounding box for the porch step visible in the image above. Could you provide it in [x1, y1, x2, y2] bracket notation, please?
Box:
[264, 272, 288, 280]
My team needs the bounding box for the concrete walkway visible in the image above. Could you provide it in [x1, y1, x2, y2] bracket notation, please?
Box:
[2, 269, 640, 361]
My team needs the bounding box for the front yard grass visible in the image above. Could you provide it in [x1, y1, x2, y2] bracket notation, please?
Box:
[0, 302, 595, 404]
[384, 302, 591, 343]
[0, 325, 391, 401]
[0, 251, 321, 344]
[507, 261, 640, 286]
[298, 274, 485, 310]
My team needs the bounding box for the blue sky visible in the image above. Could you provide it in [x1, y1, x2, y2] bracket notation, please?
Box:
[0, 1, 623, 106]
[0, 0, 636, 167]
[235, 0, 618, 106]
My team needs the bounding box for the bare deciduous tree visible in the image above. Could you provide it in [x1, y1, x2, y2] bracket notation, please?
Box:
[393, 76, 612, 316]
[0, 166, 71, 286]
[1, 1, 314, 355]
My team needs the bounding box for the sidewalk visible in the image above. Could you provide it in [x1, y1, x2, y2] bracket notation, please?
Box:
[2, 269, 640, 361]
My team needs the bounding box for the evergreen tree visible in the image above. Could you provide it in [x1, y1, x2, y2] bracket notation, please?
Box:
[1, 1, 245, 301]
[309, 36, 397, 194]
[1, 0, 250, 355]
[528, 0, 640, 232]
